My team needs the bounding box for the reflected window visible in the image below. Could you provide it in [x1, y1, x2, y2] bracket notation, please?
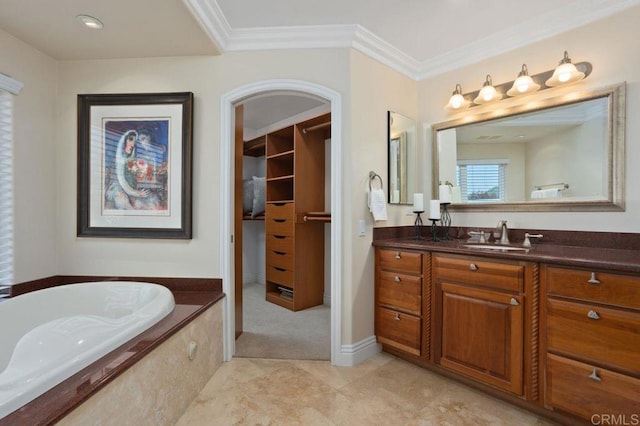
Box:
[457, 160, 507, 202]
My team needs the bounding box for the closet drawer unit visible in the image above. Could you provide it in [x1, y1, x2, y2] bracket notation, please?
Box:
[266, 249, 294, 271]
[546, 353, 640, 420]
[266, 234, 294, 254]
[266, 202, 294, 220]
[376, 306, 421, 356]
[545, 266, 640, 310]
[433, 254, 524, 293]
[378, 249, 422, 274]
[266, 265, 294, 288]
[377, 271, 421, 315]
[547, 298, 640, 372]
[266, 217, 294, 237]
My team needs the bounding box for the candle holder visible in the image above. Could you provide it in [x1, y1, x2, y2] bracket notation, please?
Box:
[429, 218, 440, 241]
[413, 211, 424, 240]
[440, 202, 452, 240]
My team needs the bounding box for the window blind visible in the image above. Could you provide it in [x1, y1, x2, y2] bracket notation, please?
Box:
[457, 161, 507, 203]
[0, 90, 14, 297]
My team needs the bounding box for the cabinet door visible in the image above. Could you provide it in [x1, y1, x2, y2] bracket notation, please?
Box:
[439, 282, 524, 395]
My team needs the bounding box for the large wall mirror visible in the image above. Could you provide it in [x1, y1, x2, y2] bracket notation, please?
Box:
[388, 111, 417, 204]
[432, 83, 625, 211]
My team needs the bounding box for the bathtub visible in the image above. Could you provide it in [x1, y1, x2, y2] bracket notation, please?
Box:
[0, 281, 175, 419]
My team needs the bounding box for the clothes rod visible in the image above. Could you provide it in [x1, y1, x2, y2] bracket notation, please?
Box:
[302, 121, 330, 134]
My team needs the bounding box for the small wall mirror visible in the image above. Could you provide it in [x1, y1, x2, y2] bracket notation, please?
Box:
[388, 111, 417, 204]
[432, 83, 625, 211]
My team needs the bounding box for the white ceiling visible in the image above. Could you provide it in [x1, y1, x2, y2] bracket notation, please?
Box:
[2, 0, 639, 75]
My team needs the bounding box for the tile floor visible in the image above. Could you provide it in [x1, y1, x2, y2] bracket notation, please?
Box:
[176, 352, 558, 425]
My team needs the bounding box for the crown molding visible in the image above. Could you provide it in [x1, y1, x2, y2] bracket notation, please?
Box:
[187, 0, 640, 81]
[0, 73, 23, 95]
[182, 0, 230, 53]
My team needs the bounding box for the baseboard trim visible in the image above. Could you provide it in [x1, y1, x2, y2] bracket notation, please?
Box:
[336, 335, 381, 367]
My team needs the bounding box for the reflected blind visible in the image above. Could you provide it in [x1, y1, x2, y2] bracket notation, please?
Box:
[457, 160, 507, 202]
[0, 90, 14, 296]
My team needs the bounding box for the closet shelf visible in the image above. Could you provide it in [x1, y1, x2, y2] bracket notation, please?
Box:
[243, 135, 266, 157]
[266, 150, 294, 160]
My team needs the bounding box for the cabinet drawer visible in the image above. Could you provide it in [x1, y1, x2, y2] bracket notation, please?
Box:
[545, 266, 640, 310]
[377, 271, 421, 315]
[547, 298, 640, 373]
[378, 249, 422, 274]
[266, 265, 294, 288]
[266, 202, 294, 220]
[546, 354, 640, 420]
[266, 217, 294, 237]
[375, 307, 421, 356]
[266, 234, 294, 253]
[434, 254, 524, 292]
[266, 249, 294, 270]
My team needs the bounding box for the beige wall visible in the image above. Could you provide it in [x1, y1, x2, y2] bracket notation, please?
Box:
[0, 29, 58, 283]
[418, 5, 640, 232]
[347, 50, 417, 342]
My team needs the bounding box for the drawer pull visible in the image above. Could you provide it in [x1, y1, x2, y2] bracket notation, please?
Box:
[394, 276, 401, 283]
[394, 312, 400, 321]
[588, 368, 602, 382]
[395, 252, 401, 259]
[273, 251, 286, 256]
[274, 267, 286, 272]
[273, 219, 286, 223]
[587, 310, 600, 320]
[587, 272, 601, 285]
[469, 263, 478, 271]
[510, 298, 519, 306]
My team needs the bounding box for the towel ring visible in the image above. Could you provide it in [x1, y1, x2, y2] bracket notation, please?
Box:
[369, 171, 383, 190]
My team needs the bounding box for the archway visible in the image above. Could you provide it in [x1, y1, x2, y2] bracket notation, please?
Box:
[219, 79, 343, 365]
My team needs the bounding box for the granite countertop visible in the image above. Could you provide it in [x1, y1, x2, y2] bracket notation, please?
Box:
[373, 237, 640, 274]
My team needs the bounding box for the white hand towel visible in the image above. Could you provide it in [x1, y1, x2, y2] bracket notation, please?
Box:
[531, 189, 544, 199]
[368, 189, 388, 221]
[543, 188, 561, 198]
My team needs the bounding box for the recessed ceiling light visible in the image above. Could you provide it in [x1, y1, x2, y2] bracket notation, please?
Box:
[76, 14, 103, 30]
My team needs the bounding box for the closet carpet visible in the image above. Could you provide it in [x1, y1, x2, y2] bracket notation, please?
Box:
[234, 282, 331, 360]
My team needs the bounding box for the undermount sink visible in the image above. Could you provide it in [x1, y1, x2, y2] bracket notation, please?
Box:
[463, 244, 529, 252]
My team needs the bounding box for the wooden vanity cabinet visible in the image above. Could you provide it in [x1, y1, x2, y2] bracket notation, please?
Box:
[541, 265, 640, 421]
[432, 254, 535, 397]
[374, 249, 429, 358]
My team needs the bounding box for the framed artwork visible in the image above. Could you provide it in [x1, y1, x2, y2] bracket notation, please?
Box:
[77, 92, 193, 239]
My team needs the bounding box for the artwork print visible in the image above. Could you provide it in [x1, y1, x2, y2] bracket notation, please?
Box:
[77, 92, 193, 239]
[103, 120, 170, 214]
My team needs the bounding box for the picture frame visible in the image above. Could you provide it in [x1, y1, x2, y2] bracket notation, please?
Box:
[77, 92, 194, 239]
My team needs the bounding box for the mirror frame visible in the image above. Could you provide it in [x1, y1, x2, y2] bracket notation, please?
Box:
[431, 82, 625, 212]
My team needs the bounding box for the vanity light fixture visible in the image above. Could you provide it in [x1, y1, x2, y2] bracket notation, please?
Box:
[473, 75, 502, 105]
[506, 64, 540, 96]
[76, 14, 104, 29]
[445, 84, 470, 111]
[444, 50, 592, 113]
[545, 51, 585, 87]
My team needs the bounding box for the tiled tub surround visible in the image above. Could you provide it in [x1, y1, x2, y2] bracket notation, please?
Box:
[372, 227, 640, 425]
[0, 276, 224, 426]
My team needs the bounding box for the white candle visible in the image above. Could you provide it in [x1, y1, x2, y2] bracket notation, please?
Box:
[429, 199, 441, 220]
[413, 193, 424, 212]
[439, 185, 452, 204]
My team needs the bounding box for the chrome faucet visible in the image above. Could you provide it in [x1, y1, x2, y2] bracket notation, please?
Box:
[497, 220, 510, 244]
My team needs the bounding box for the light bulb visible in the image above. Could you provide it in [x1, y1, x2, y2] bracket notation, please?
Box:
[473, 75, 502, 104]
[450, 93, 464, 109]
[507, 64, 540, 97]
[545, 51, 585, 87]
